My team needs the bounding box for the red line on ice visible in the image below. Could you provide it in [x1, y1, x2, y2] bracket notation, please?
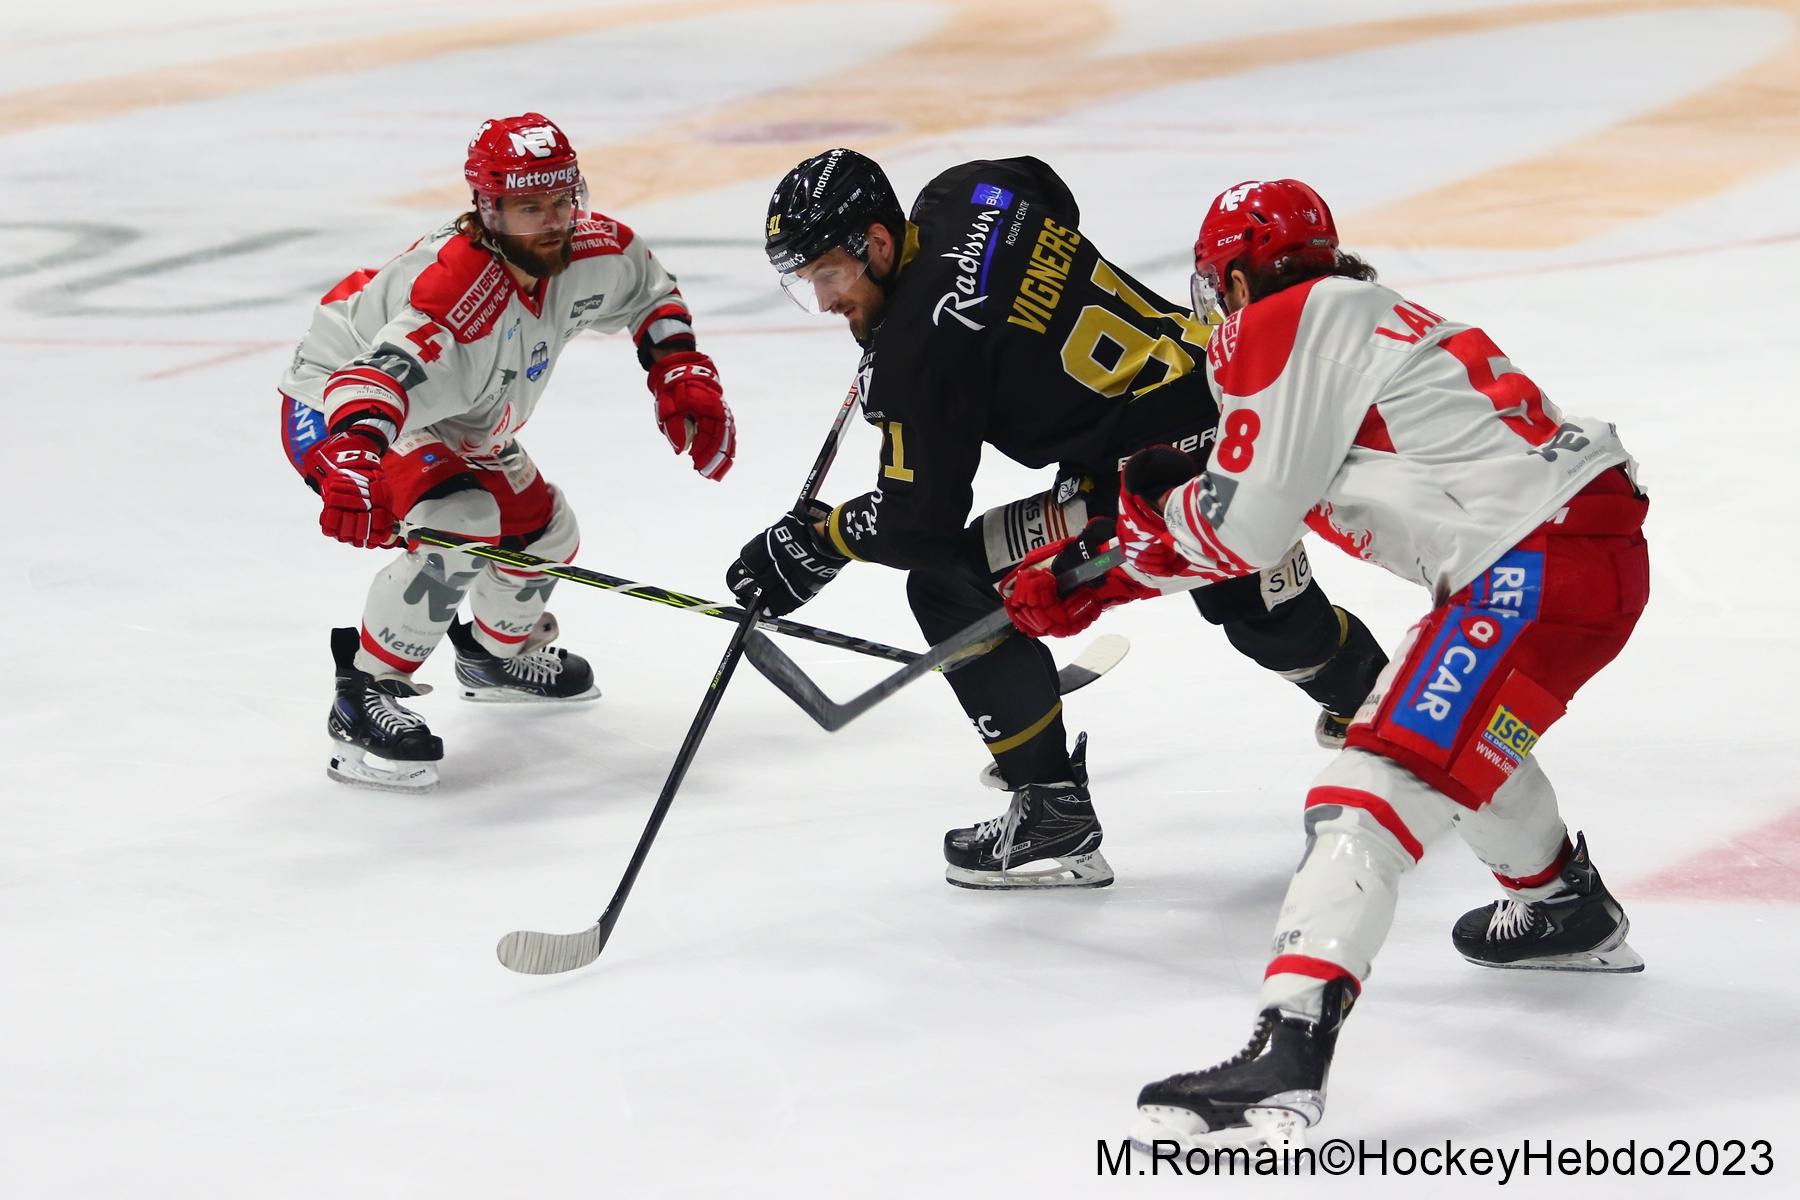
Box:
[1629, 807, 1800, 903]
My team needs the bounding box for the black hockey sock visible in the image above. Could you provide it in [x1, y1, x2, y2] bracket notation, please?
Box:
[951, 636, 1071, 786]
[908, 565, 1071, 786]
[1290, 607, 1387, 717]
[1199, 575, 1386, 717]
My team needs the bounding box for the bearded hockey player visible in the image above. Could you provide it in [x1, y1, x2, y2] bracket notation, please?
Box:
[280, 114, 735, 792]
[727, 150, 1386, 889]
[1003, 179, 1650, 1148]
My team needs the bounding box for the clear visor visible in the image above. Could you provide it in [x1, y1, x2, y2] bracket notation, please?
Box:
[480, 179, 588, 238]
[779, 254, 869, 315]
[1190, 267, 1224, 320]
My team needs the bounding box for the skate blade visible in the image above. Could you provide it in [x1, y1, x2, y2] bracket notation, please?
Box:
[1460, 942, 1645, 973]
[1130, 1095, 1318, 1153]
[327, 746, 440, 794]
[1463, 918, 1645, 973]
[945, 850, 1114, 890]
[458, 683, 602, 704]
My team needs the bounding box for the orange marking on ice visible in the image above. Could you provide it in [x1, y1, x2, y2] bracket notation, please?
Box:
[395, 0, 1800, 251]
[4, 2, 1797, 250]
[0, 0, 778, 134]
[1630, 808, 1800, 903]
[1349, 3, 1800, 249]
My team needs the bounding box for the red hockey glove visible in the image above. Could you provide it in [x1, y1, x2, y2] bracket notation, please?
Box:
[1116, 446, 1209, 581]
[648, 350, 735, 481]
[304, 429, 396, 548]
[1001, 518, 1156, 639]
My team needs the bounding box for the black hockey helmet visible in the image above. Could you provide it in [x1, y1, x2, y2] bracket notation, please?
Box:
[765, 148, 905, 274]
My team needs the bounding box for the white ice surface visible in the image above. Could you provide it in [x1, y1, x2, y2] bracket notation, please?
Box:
[3, 2, 1798, 1196]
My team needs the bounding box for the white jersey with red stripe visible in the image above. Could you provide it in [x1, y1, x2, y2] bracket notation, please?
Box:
[279, 213, 691, 458]
[1156, 276, 1635, 601]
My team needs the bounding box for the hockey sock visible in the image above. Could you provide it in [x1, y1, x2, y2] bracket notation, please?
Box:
[908, 564, 1072, 785]
[1450, 757, 1575, 901]
[354, 547, 480, 677]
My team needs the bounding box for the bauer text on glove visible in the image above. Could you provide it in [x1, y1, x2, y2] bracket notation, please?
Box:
[726, 503, 846, 616]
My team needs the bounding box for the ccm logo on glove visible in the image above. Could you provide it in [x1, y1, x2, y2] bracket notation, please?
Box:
[648, 350, 735, 481]
[303, 430, 397, 549]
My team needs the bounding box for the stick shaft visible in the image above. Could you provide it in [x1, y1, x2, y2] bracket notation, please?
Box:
[588, 378, 866, 956]
[398, 525, 915, 665]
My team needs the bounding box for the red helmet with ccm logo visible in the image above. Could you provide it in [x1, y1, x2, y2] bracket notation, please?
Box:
[464, 113, 583, 198]
[1191, 179, 1338, 312]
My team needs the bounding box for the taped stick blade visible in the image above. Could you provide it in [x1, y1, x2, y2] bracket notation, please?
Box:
[1055, 634, 1130, 694]
[496, 925, 603, 975]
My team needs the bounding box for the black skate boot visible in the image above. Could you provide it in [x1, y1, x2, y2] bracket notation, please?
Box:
[944, 733, 1112, 889]
[1452, 832, 1643, 972]
[326, 627, 443, 793]
[1133, 976, 1356, 1152]
[1286, 606, 1387, 750]
[1314, 710, 1355, 749]
[448, 614, 600, 703]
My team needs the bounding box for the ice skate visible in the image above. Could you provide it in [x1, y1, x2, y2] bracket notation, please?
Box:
[448, 613, 600, 703]
[1314, 709, 1353, 749]
[1293, 607, 1384, 750]
[325, 627, 442, 793]
[944, 733, 1112, 889]
[1452, 832, 1643, 972]
[1133, 977, 1355, 1153]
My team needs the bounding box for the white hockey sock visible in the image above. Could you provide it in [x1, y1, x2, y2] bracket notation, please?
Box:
[353, 547, 480, 677]
[466, 483, 578, 658]
[1450, 757, 1572, 901]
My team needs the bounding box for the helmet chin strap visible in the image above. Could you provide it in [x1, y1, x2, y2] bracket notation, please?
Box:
[854, 219, 909, 339]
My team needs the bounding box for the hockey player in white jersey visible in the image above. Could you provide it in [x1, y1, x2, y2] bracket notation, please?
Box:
[279, 113, 736, 792]
[1002, 179, 1650, 1148]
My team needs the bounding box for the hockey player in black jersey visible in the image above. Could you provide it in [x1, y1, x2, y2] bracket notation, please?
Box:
[728, 149, 1386, 889]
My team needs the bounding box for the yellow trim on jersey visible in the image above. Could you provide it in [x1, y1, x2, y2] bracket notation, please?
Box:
[826, 505, 863, 561]
[897, 221, 921, 273]
[985, 701, 1064, 755]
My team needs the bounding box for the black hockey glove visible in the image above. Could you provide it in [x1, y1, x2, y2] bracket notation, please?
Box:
[727, 502, 848, 617]
[1120, 444, 1205, 504]
[1047, 515, 1116, 576]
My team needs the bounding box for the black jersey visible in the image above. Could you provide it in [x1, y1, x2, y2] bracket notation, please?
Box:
[823, 157, 1216, 570]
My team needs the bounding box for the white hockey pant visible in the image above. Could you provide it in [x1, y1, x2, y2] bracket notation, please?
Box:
[1260, 749, 1569, 1019]
[353, 484, 579, 678]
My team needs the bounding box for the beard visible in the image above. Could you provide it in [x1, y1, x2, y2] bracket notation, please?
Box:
[493, 229, 573, 280]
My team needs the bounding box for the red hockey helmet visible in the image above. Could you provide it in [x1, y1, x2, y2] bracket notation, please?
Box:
[464, 114, 587, 235]
[1191, 179, 1337, 315]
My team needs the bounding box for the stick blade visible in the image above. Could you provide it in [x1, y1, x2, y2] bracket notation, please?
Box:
[1056, 634, 1130, 694]
[496, 925, 604, 975]
[744, 632, 850, 730]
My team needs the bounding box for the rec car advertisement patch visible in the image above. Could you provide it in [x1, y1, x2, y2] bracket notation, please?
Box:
[1390, 549, 1544, 751]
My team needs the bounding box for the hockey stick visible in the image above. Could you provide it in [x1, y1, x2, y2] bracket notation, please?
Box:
[748, 630, 1130, 729]
[742, 549, 1126, 733]
[495, 381, 864, 976]
[397, 523, 918, 666]
[401, 523, 1127, 697]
